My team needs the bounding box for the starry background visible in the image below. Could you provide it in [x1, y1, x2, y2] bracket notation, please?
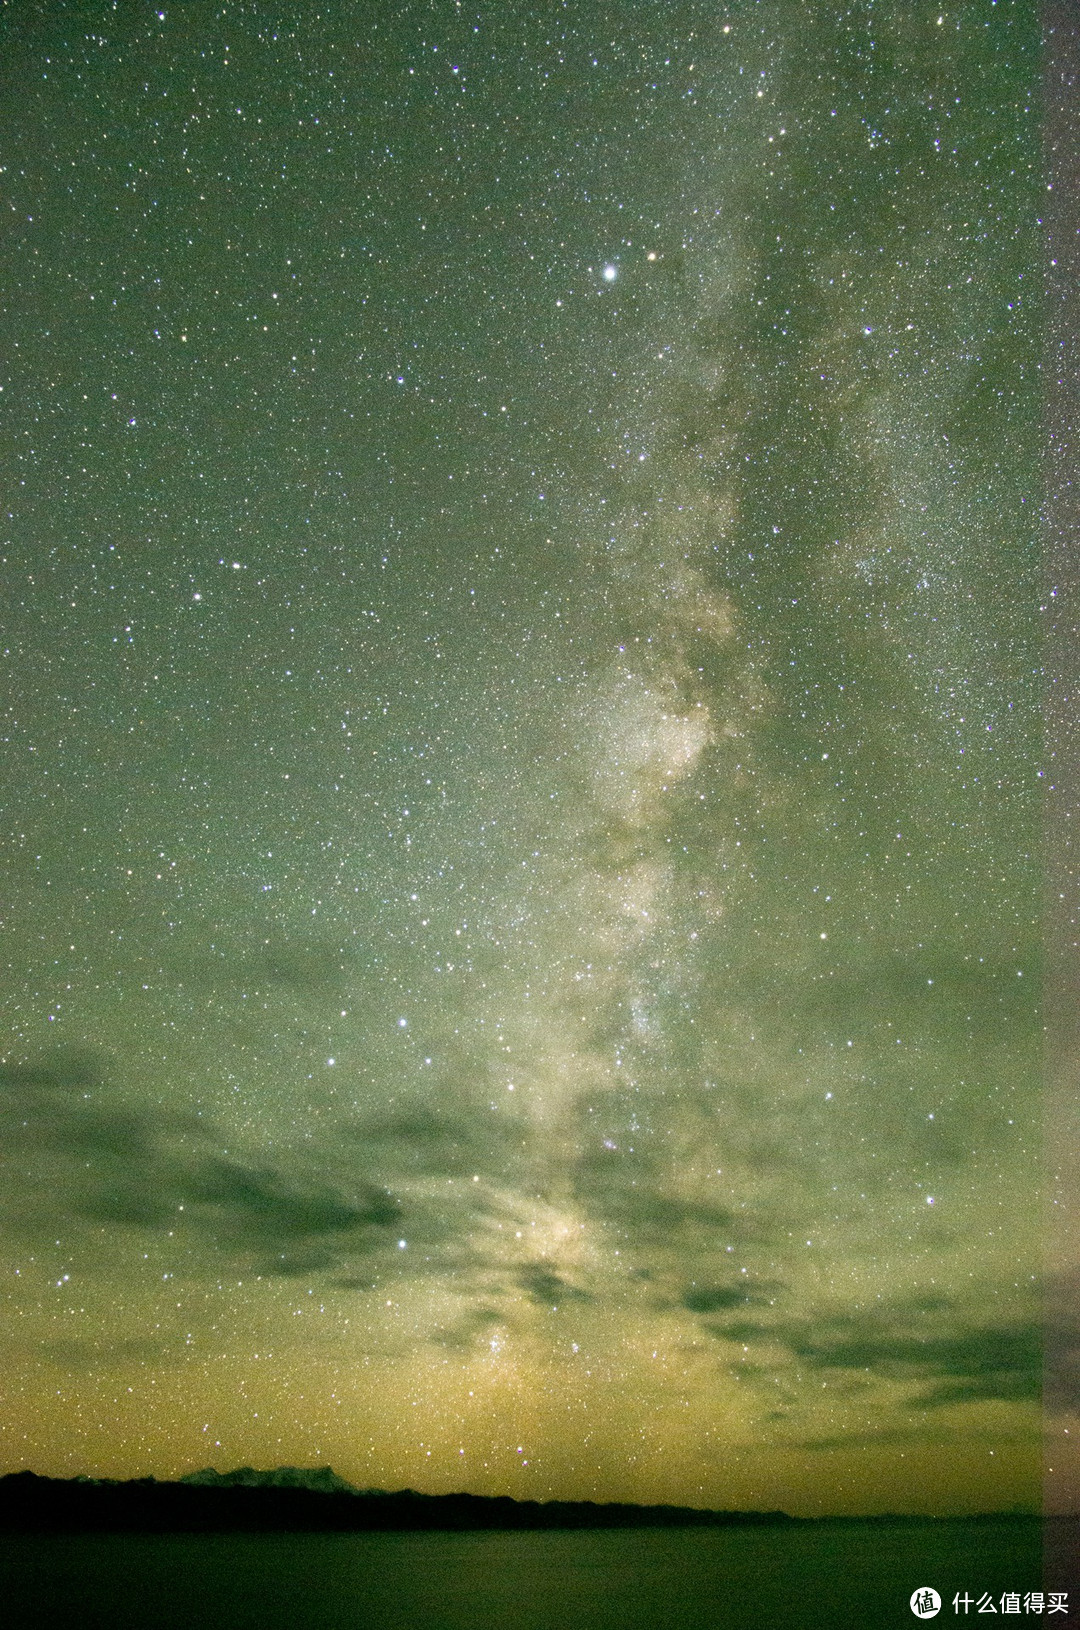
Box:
[0, 0, 1046, 1515]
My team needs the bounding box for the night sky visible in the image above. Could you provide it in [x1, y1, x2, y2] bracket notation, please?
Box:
[0, 1, 1047, 1516]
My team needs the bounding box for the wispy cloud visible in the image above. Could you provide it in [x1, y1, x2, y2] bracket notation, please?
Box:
[0, 1053, 399, 1274]
[716, 1308, 1042, 1408]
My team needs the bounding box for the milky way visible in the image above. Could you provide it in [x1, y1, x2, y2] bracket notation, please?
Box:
[0, 2, 1047, 1513]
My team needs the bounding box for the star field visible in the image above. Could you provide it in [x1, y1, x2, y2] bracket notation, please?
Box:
[0, 0, 1046, 1515]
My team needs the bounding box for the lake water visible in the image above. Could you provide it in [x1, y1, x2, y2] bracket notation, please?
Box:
[0, 1517, 1060, 1630]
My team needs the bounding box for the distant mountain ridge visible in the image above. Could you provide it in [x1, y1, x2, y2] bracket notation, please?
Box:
[179, 1465, 361, 1495]
[0, 1470, 1037, 1534]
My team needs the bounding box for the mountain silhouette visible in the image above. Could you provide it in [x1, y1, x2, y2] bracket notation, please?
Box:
[0, 1469, 800, 1533]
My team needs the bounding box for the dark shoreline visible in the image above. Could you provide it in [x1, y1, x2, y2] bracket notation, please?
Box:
[0, 1471, 1043, 1535]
